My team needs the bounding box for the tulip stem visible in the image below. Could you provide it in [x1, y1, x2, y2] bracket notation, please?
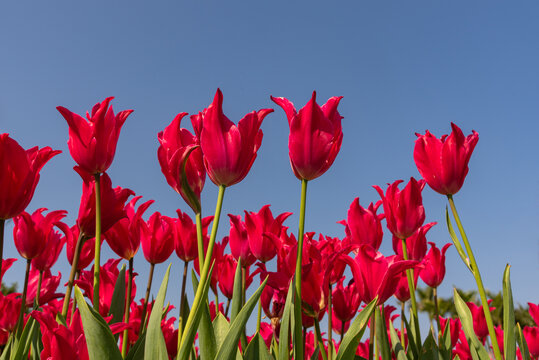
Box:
[401, 238, 421, 341]
[179, 185, 226, 354]
[447, 195, 502, 360]
[139, 262, 155, 334]
[294, 179, 308, 360]
[0, 219, 4, 286]
[327, 283, 333, 360]
[62, 231, 85, 318]
[214, 290, 219, 315]
[93, 173, 102, 312]
[70, 271, 81, 326]
[34, 270, 43, 309]
[16, 259, 31, 337]
[368, 311, 376, 360]
[121, 258, 134, 358]
[400, 302, 406, 346]
[256, 297, 262, 333]
[224, 299, 230, 318]
[314, 316, 328, 360]
[433, 287, 442, 345]
[195, 212, 205, 272]
[177, 260, 189, 347]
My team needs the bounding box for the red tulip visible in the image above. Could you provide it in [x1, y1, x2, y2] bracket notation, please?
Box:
[317, 235, 347, 284]
[414, 123, 479, 195]
[419, 242, 452, 288]
[271, 91, 343, 181]
[374, 178, 426, 240]
[332, 278, 361, 324]
[208, 301, 227, 322]
[13, 208, 67, 260]
[392, 222, 436, 261]
[228, 214, 257, 267]
[65, 226, 95, 271]
[0, 258, 16, 284]
[394, 266, 419, 302]
[529, 302, 539, 326]
[194, 237, 228, 293]
[439, 316, 461, 348]
[244, 205, 292, 263]
[57, 97, 132, 175]
[105, 196, 154, 260]
[157, 113, 206, 212]
[26, 268, 62, 307]
[340, 198, 384, 251]
[174, 209, 212, 263]
[466, 301, 494, 341]
[0, 134, 60, 220]
[32, 221, 68, 272]
[75, 167, 134, 237]
[343, 244, 418, 305]
[0, 293, 21, 333]
[140, 212, 175, 265]
[191, 89, 273, 186]
[217, 254, 257, 300]
[523, 326, 539, 358]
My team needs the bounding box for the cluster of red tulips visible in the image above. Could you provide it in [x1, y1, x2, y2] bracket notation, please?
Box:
[0, 89, 537, 360]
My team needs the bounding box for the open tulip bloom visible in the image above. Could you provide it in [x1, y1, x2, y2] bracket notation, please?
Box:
[0, 92, 535, 360]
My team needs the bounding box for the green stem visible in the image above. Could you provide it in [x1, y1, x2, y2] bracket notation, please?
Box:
[400, 301, 406, 347]
[34, 270, 43, 309]
[240, 267, 247, 350]
[433, 287, 442, 345]
[214, 290, 219, 315]
[179, 185, 226, 350]
[293, 179, 308, 360]
[328, 283, 333, 360]
[70, 271, 81, 326]
[368, 311, 376, 360]
[195, 212, 205, 272]
[93, 173, 102, 312]
[177, 260, 189, 348]
[62, 231, 85, 318]
[401, 238, 421, 340]
[16, 259, 31, 337]
[121, 258, 134, 358]
[314, 316, 328, 360]
[256, 297, 262, 333]
[224, 298, 230, 318]
[139, 262, 155, 334]
[447, 195, 502, 360]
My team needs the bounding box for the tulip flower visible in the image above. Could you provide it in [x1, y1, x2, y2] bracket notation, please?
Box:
[419, 242, 452, 288]
[340, 198, 384, 251]
[140, 212, 175, 265]
[26, 268, 62, 307]
[75, 167, 134, 238]
[190, 89, 273, 187]
[157, 113, 206, 212]
[317, 235, 347, 285]
[271, 91, 343, 181]
[65, 226, 95, 271]
[332, 278, 361, 325]
[439, 316, 462, 348]
[228, 214, 257, 267]
[414, 123, 479, 196]
[529, 303, 539, 326]
[467, 301, 495, 341]
[13, 208, 67, 260]
[394, 267, 420, 303]
[374, 178, 426, 240]
[32, 221, 68, 272]
[392, 222, 436, 261]
[0, 258, 16, 284]
[0, 293, 21, 334]
[174, 209, 212, 263]
[244, 205, 292, 263]
[0, 134, 61, 220]
[523, 326, 539, 358]
[105, 196, 154, 261]
[57, 97, 132, 175]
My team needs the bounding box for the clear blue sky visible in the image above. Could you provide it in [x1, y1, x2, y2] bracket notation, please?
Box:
[1, 1, 538, 319]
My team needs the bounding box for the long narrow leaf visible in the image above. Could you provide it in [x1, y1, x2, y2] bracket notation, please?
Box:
[376, 307, 391, 360]
[11, 317, 38, 360]
[404, 309, 419, 359]
[74, 287, 123, 360]
[336, 298, 377, 360]
[439, 318, 453, 360]
[453, 289, 490, 360]
[215, 276, 268, 360]
[213, 314, 230, 352]
[502, 265, 516, 360]
[420, 331, 439, 360]
[279, 281, 294, 360]
[389, 321, 408, 360]
[516, 324, 531, 360]
[126, 329, 146, 360]
[230, 258, 243, 323]
[108, 264, 126, 324]
[144, 264, 171, 360]
[243, 332, 272, 360]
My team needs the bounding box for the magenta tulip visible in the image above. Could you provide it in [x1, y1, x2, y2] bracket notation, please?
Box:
[140, 212, 175, 265]
[340, 198, 384, 251]
[419, 242, 452, 288]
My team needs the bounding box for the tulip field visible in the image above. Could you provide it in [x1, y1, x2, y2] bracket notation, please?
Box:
[0, 89, 537, 360]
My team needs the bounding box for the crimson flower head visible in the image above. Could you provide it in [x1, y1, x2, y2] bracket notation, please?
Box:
[0, 134, 61, 220]
[140, 212, 175, 265]
[332, 278, 361, 325]
[374, 178, 426, 240]
[191, 89, 273, 187]
[340, 198, 384, 251]
[26, 268, 62, 307]
[13, 208, 67, 260]
[105, 196, 154, 260]
[394, 265, 419, 302]
[75, 167, 134, 238]
[32, 220, 69, 272]
[528, 302, 539, 326]
[439, 316, 461, 348]
[271, 91, 343, 181]
[228, 214, 256, 268]
[419, 242, 452, 288]
[392, 222, 436, 261]
[57, 97, 133, 175]
[65, 225, 95, 271]
[157, 113, 206, 212]
[414, 123, 479, 195]
[174, 209, 212, 263]
[467, 301, 494, 340]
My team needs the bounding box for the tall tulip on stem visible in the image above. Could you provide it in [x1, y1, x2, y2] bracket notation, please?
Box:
[272, 91, 344, 360]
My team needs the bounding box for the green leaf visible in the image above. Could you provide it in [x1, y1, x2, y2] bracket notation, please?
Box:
[243, 332, 272, 360]
[403, 309, 419, 359]
[446, 208, 472, 273]
[11, 317, 38, 360]
[125, 329, 146, 360]
[388, 321, 408, 360]
[215, 276, 268, 360]
[336, 298, 377, 360]
[74, 287, 123, 360]
[439, 317, 453, 360]
[213, 313, 230, 352]
[230, 258, 243, 323]
[376, 307, 391, 360]
[419, 331, 439, 360]
[108, 264, 126, 325]
[279, 281, 294, 360]
[453, 289, 490, 360]
[502, 265, 516, 360]
[516, 323, 531, 360]
[191, 271, 217, 360]
[177, 265, 214, 360]
[144, 264, 171, 360]
[0, 335, 13, 360]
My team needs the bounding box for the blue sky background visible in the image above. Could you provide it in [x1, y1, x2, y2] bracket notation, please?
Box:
[1, 0, 538, 330]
